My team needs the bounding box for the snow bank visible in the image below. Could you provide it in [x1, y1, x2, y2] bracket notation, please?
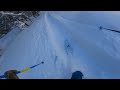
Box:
[0, 28, 21, 56]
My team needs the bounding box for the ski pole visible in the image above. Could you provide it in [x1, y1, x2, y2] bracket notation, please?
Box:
[99, 26, 120, 33]
[0, 61, 44, 79]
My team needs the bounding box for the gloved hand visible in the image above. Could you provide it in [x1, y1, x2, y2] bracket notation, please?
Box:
[4, 70, 19, 79]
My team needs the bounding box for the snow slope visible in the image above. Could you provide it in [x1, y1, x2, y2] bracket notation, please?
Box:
[0, 27, 21, 56]
[0, 11, 120, 79]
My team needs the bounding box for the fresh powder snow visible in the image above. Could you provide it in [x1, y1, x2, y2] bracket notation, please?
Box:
[0, 11, 120, 79]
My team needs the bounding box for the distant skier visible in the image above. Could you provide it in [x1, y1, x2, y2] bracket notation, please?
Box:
[71, 71, 84, 79]
[4, 70, 19, 79]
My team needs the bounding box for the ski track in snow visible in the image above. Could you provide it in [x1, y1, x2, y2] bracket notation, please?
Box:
[0, 11, 120, 79]
[48, 12, 120, 78]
